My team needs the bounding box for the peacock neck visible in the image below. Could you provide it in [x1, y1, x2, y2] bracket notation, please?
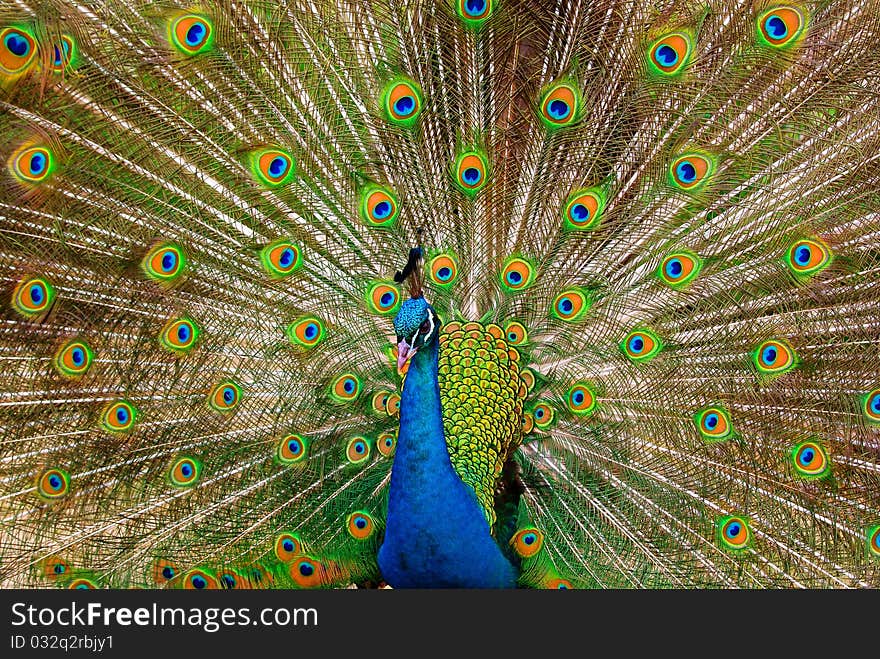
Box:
[394, 336, 455, 482]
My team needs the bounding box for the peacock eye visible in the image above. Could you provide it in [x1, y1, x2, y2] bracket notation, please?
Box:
[419, 320, 431, 334]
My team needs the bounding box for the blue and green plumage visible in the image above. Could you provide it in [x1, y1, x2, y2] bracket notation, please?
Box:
[0, 0, 879, 590]
[380, 299, 518, 587]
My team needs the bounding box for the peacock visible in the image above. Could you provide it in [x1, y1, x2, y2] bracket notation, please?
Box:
[1, 0, 879, 590]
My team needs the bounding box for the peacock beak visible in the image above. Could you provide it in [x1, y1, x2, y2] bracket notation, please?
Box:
[397, 339, 416, 375]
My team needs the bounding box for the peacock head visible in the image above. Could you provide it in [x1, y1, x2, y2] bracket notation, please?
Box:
[393, 296, 440, 373]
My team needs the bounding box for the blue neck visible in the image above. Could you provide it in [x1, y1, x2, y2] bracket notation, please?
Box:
[391, 338, 455, 493]
[377, 336, 517, 588]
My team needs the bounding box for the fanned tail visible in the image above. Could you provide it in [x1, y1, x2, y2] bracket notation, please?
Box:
[0, 0, 878, 588]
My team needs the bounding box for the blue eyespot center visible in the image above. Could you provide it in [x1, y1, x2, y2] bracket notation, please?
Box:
[558, 297, 573, 313]
[53, 42, 68, 66]
[676, 161, 696, 183]
[299, 563, 314, 577]
[762, 346, 777, 365]
[192, 575, 206, 589]
[344, 379, 355, 393]
[161, 252, 177, 271]
[29, 153, 45, 175]
[181, 463, 192, 477]
[570, 203, 589, 222]
[380, 292, 393, 306]
[466, 0, 487, 16]
[872, 394, 880, 412]
[355, 517, 367, 529]
[29, 284, 44, 304]
[573, 391, 584, 404]
[666, 259, 683, 277]
[463, 167, 481, 185]
[72, 348, 85, 365]
[795, 246, 811, 265]
[178, 324, 191, 342]
[223, 387, 235, 404]
[54, 564, 65, 574]
[726, 523, 741, 538]
[507, 271, 522, 284]
[186, 23, 206, 46]
[304, 324, 317, 339]
[116, 407, 129, 424]
[355, 442, 365, 453]
[799, 448, 815, 465]
[393, 95, 415, 117]
[629, 336, 644, 353]
[547, 99, 570, 120]
[705, 413, 718, 429]
[437, 266, 451, 280]
[283, 540, 294, 551]
[162, 566, 175, 579]
[288, 440, 301, 453]
[373, 201, 391, 219]
[279, 248, 294, 267]
[49, 475, 62, 489]
[523, 533, 536, 545]
[766, 15, 788, 39]
[269, 157, 288, 177]
[655, 44, 678, 66]
[5, 33, 29, 57]
[221, 575, 236, 588]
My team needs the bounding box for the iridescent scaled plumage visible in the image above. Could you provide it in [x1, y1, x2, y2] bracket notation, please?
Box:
[438, 321, 526, 524]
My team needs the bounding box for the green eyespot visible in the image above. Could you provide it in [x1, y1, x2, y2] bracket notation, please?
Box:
[143, 243, 186, 283]
[717, 515, 751, 551]
[757, 6, 807, 49]
[260, 240, 302, 278]
[54, 339, 93, 377]
[169, 457, 201, 487]
[669, 152, 715, 191]
[359, 184, 399, 227]
[366, 282, 401, 315]
[169, 14, 214, 55]
[499, 256, 536, 293]
[453, 149, 489, 196]
[456, 0, 493, 26]
[562, 188, 605, 231]
[647, 32, 694, 77]
[101, 400, 138, 433]
[620, 328, 662, 363]
[538, 81, 581, 129]
[790, 440, 831, 479]
[380, 76, 424, 127]
[551, 289, 590, 322]
[37, 468, 70, 501]
[160, 317, 200, 354]
[785, 238, 831, 277]
[658, 251, 702, 288]
[209, 380, 241, 412]
[250, 149, 295, 187]
[694, 405, 734, 442]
